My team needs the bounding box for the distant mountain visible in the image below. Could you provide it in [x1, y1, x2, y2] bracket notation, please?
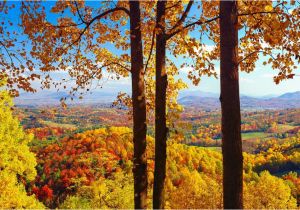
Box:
[277, 91, 300, 100]
[178, 96, 220, 110]
[15, 89, 300, 110]
[15, 90, 118, 106]
[179, 90, 219, 98]
[178, 91, 300, 110]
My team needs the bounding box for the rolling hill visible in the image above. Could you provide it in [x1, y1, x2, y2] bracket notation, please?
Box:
[14, 89, 300, 110]
[178, 91, 300, 110]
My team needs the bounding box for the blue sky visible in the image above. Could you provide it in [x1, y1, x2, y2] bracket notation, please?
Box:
[3, 1, 299, 98]
[181, 60, 300, 97]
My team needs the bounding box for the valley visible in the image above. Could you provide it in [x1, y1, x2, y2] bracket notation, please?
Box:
[13, 104, 300, 208]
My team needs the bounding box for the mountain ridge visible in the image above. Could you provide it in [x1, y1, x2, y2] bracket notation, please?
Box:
[14, 90, 300, 109]
[178, 91, 300, 110]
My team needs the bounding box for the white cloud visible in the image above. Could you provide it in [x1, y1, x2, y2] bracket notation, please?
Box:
[240, 77, 255, 84]
[193, 44, 216, 54]
[261, 73, 276, 78]
[180, 66, 193, 74]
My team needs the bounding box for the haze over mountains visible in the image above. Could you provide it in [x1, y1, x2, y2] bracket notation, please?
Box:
[15, 90, 300, 110]
[179, 91, 300, 110]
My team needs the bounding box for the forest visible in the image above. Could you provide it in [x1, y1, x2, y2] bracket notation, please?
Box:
[0, 0, 300, 209]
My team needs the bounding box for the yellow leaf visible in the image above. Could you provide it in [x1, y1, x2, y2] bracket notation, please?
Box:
[265, 5, 273, 12]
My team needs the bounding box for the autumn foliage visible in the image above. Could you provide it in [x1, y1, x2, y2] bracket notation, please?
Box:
[25, 126, 299, 208]
[0, 87, 44, 208]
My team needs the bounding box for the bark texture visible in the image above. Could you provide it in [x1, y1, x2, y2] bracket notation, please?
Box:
[129, 1, 148, 209]
[219, 1, 243, 209]
[153, 1, 167, 209]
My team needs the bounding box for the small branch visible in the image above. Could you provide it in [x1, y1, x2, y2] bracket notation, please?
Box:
[144, 27, 155, 73]
[70, 7, 129, 45]
[169, 0, 194, 32]
[70, 7, 128, 46]
[22, 2, 84, 29]
[69, 61, 128, 95]
[74, 1, 87, 24]
[238, 50, 276, 65]
[238, 50, 264, 64]
[0, 40, 13, 64]
[165, 1, 181, 10]
[51, 22, 85, 28]
[166, 16, 220, 40]
[110, 62, 131, 72]
[54, 7, 130, 61]
[238, 11, 277, 17]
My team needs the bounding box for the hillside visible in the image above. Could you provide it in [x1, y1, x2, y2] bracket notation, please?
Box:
[179, 91, 300, 110]
[28, 127, 299, 209]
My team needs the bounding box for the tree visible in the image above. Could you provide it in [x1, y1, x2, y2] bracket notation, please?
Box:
[129, 1, 148, 208]
[244, 171, 297, 209]
[153, 1, 167, 209]
[152, 1, 219, 207]
[0, 81, 44, 209]
[0, 2, 40, 96]
[217, 1, 299, 207]
[219, 1, 243, 208]
[21, 2, 149, 208]
[61, 172, 134, 209]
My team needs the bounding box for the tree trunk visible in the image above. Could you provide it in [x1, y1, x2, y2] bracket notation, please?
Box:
[219, 1, 243, 209]
[129, 1, 148, 209]
[153, 1, 167, 209]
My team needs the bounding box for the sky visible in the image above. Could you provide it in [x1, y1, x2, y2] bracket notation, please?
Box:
[2, 1, 300, 98]
[180, 60, 300, 97]
[104, 60, 300, 98]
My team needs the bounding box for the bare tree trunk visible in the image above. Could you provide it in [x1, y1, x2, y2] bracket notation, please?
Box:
[153, 1, 167, 209]
[129, 1, 148, 209]
[219, 1, 243, 209]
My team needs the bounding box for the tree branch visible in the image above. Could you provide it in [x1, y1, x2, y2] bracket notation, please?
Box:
[0, 40, 14, 64]
[238, 1, 284, 17]
[58, 7, 129, 58]
[22, 2, 84, 29]
[238, 50, 276, 65]
[68, 61, 130, 96]
[144, 27, 155, 73]
[165, 1, 181, 10]
[166, 16, 220, 40]
[110, 61, 131, 72]
[238, 50, 264, 64]
[169, 0, 194, 32]
[74, 1, 87, 24]
[238, 11, 277, 17]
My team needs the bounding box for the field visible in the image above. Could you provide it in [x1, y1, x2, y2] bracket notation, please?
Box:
[242, 132, 269, 140]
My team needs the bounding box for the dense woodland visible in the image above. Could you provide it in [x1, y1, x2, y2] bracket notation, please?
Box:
[0, 0, 300, 209]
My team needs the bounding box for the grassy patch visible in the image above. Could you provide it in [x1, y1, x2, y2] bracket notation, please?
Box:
[241, 132, 269, 140]
[206, 147, 221, 152]
[215, 132, 271, 141]
[277, 124, 296, 133]
[42, 120, 77, 129]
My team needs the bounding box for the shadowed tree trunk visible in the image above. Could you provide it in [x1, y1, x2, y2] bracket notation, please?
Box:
[153, 0, 167, 209]
[219, 1, 243, 209]
[129, 1, 148, 209]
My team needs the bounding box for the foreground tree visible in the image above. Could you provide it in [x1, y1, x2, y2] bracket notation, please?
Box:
[129, 1, 148, 208]
[218, 1, 299, 207]
[219, 1, 243, 208]
[21, 1, 150, 208]
[153, 2, 167, 208]
[0, 2, 40, 96]
[152, 1, 219, 207]
[0, 80, 44, 209]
